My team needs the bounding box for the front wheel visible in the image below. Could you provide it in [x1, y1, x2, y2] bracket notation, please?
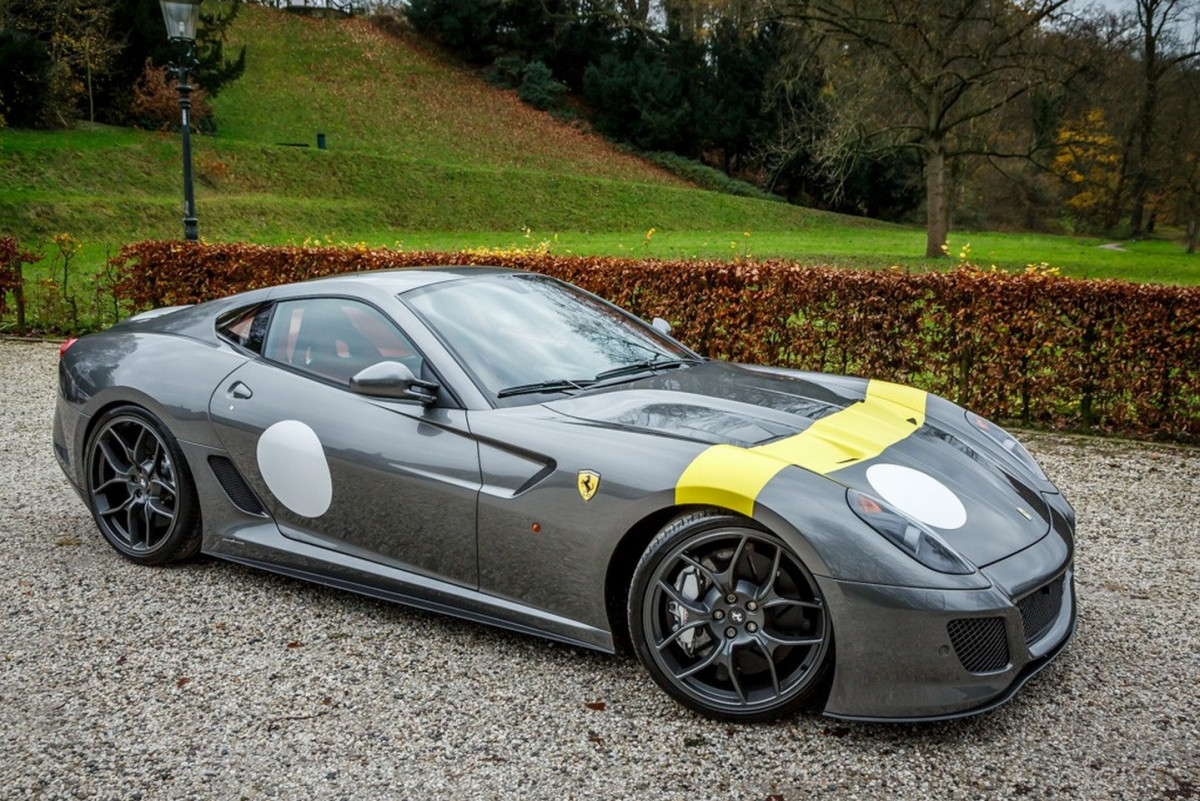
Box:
[628, 510, 832, 721]
[85, 405, 201, 565]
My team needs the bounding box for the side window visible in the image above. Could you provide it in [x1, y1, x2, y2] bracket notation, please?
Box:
[261, 297, 423, 386]
[217, 304, 271, 354]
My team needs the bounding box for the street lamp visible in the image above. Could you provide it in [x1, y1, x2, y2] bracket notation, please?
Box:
[159, 0, 201, 242]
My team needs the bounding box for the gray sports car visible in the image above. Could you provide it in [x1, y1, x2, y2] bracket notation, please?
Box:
[53, 268, 1076, 722]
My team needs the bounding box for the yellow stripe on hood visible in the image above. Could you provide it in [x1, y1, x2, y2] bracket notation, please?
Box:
[674, 380, 927, 517]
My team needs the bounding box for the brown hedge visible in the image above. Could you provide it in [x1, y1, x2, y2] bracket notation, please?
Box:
[108, 240, 1200, 443]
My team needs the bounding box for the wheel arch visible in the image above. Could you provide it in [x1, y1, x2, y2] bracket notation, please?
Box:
[79, 391, 181, 464]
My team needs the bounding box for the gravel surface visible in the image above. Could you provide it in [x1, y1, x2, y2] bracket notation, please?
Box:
[2, 339, 1197, 801]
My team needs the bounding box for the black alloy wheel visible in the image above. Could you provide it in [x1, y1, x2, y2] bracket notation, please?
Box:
[85, 406, 201, 565]
[630, 510, 832, 720]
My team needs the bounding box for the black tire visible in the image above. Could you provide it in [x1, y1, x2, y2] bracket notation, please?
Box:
[628, 509, 833, 721]
[84, 405, 202, 565]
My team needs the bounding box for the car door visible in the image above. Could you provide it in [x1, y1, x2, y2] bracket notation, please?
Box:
[207, 296, 481, 588]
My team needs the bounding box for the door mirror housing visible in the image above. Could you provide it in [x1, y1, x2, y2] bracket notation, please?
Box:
[350, 361, 439, 405]
[651, 317, 672, 335]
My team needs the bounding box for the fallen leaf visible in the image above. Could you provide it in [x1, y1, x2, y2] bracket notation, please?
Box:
[175, 676, 191, 688]
[584, 701, 606, 711]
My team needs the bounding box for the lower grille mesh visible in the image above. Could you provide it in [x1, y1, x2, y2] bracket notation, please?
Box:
[947, 617, 1010, 673]
[1017, 578, 1064, 645]
[208, 456, 266, 516]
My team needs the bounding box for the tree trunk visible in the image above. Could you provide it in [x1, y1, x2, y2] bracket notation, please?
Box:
[1129, 0, 1162, 238]
[925, 144, 949, 258]
[1189, 216, 1197, 254]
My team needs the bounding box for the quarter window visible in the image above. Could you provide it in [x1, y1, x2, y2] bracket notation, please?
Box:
[217, 304, 271, 354]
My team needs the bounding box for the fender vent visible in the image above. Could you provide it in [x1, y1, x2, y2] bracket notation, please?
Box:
[208, 456, 267, 516]
[1017, 578, 1064, 645]
[947, 617, 1010, 674]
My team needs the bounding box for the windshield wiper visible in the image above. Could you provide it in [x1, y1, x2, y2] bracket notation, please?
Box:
[593, 357, 700, 383]
[497, 378, 595, 398]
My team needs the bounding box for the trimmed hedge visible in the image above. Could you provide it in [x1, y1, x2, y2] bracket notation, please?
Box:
[108, 240, 1200, 443]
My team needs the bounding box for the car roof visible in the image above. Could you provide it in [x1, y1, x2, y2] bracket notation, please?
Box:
[278, 266, 521, 298]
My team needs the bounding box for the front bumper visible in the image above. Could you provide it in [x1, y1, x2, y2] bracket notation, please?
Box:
[819, 527, 1076, 722]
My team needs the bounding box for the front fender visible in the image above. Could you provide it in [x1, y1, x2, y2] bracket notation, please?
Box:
[752, 465, 991, 591]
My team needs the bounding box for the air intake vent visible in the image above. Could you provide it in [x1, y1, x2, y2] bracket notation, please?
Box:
[1017, 578, 1064, 645]
[208, 456, 267, 516]
[947, 617, 1010, 674]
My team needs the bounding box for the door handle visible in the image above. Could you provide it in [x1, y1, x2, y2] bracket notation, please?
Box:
[228, 381, 253, 400]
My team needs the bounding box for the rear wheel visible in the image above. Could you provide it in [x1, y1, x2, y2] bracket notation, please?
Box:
[85, 405, 201, 565]
[628, 510, 832, 720]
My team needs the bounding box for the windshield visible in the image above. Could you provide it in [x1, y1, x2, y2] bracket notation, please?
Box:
[402, 273, 695, 400]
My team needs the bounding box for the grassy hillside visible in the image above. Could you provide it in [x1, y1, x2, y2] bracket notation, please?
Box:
[0, 5, 832, 246]
[0, 3, 1196, 288]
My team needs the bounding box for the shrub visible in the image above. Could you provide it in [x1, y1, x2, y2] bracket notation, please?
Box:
[637, 150, 784, 202]
[130, 59, 212, 132]
[518, 61, 564, 111]
[107, 241, 1200, 443]
[488, 54, 524, 89]
[0, 236, 43, 336]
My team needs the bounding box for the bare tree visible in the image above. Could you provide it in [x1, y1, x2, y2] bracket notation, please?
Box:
[774, 0, 1075, 257]
[1124, 0, 1200, 237]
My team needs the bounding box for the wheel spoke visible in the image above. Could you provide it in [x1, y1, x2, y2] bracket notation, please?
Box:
[754, 638, 782, 697]
[721, 534, 749, 587]
[126, 504, 138, 546]
[98, 494, 135, 518]
[149, 477, 174, 495]
[678, 553, 725, 593]
[762, 597, 822, 611]
[721, 644, 748, 703]
[132, 426, 148, 463]
[96, 437, 132, 477]
[673, 641, 724, 680]
[755, 545, 783, 601]
[146, 497, 174, 523]
[657, 578, 707, 615]
[93, 476, 127, 493]
[759, 629, 823, 650]
[655, 619, 708, 653]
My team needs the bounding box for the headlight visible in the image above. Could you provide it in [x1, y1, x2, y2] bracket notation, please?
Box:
[847, 489, 975, 575]
[965, 411, 1048, 481]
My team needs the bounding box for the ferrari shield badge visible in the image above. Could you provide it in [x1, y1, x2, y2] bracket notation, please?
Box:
[577, 470, 601, 502]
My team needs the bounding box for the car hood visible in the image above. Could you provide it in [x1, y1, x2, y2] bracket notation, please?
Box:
[544, 361, 1052, 567]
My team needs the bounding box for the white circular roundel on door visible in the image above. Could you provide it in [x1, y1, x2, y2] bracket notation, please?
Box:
[256, 420, 332, 518]
[865, 463, 967, 530]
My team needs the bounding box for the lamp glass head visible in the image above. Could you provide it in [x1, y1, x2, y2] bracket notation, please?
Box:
[159, 0, 200, 42]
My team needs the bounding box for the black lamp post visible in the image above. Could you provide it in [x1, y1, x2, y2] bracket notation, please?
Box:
[159, 0, 201, 242]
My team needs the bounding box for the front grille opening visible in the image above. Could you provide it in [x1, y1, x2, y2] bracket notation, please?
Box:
[208, 456, 267, 516]
[1017, 578, 1065, 645]
[947, 617, 1010, 674]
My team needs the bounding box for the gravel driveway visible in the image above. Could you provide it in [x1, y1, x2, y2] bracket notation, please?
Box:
[2, 339, 1197, 801]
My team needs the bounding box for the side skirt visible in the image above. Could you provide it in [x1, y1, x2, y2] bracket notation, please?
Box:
[205, 523, 615, 653]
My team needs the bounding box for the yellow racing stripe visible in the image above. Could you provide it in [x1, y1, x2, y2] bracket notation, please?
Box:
[674, 380, 927, 517]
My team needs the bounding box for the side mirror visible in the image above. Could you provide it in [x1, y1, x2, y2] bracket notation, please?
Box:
[651, 317, 672, 335]
[350, 361, 439, 405]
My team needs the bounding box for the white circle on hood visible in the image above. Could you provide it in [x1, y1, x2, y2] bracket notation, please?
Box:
[256, 420, 332, 518]
[865, 463, 967, 530]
